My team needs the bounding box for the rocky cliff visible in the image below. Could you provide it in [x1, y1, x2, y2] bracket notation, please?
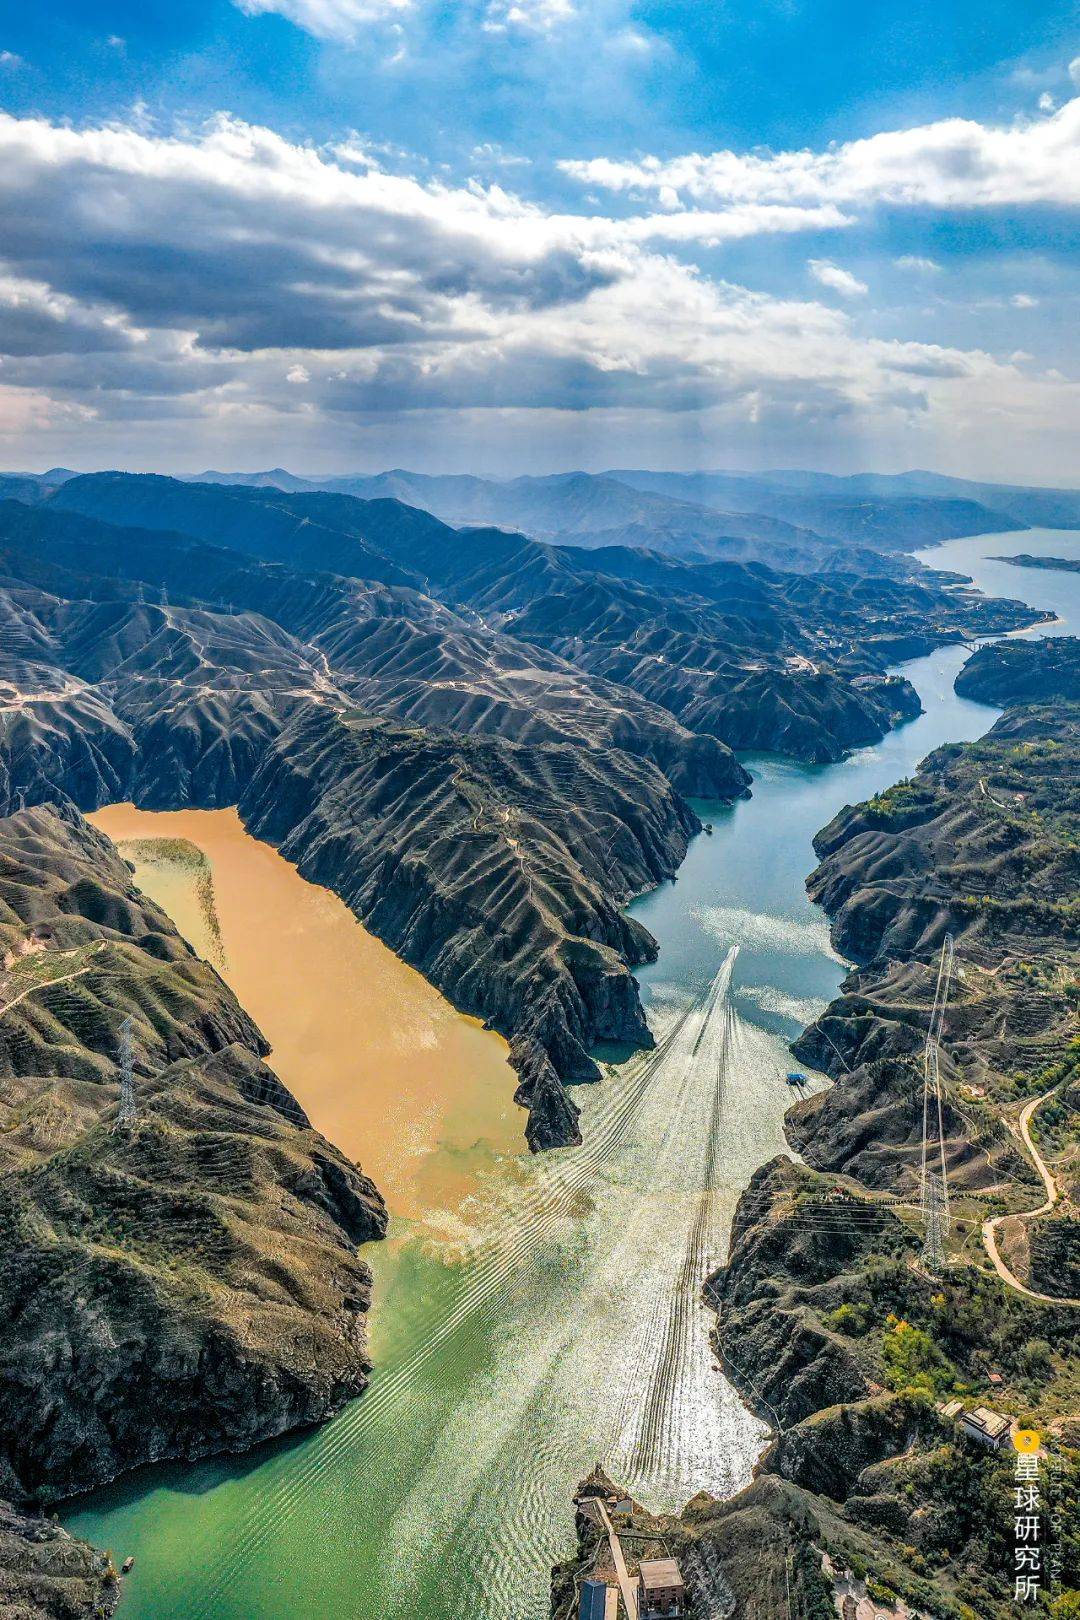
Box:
[236, 705, 698, 1147]
[789, 691, 1080, 1197]
[0, 806, 386, 1516]
[0, 1501, 120, 1620]
[708, 650, 1080, 1613]
[555, 643, 1080, 1619]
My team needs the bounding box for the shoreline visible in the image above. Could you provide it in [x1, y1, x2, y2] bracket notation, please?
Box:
[59, 533, 1080, 1617]
[549, 543, 1080, 1618]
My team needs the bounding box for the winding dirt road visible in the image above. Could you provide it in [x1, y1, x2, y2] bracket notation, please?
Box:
[0, 943, 108, 1021]
[981, 1084, 1080, 1306]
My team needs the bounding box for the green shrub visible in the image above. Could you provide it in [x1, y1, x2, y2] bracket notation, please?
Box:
[882, 1322, 952, 1396]
[1017, 1339, 1054, 1381]
[824, 1300, 873, 1336]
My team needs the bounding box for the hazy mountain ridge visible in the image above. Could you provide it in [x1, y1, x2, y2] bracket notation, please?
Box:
[0, 473, 1048, 1149]
[159, 462, 1072, 552]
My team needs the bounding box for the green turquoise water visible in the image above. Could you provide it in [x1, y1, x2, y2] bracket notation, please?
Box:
[65, 530, 1079, 1620]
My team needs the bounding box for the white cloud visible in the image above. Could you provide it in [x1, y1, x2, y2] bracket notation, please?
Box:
[235, 0, 410, 42]
[560, 98, 1080, 212]
[808, 259, 868, 298]
[0, 109, 852, 362]
[470, 142, 530, 169]
[608, 27, 654, 55]
[0, 50, 23, 67]
[0, 272, 147, 355]
[0, 108, 1071, 479]
[1070, 56, 1080, 88]
[484, 0, 575, 33]
[893, 255, 941, 273]
[239, 0, 580, 40]
[1011, 293, 1039, 308]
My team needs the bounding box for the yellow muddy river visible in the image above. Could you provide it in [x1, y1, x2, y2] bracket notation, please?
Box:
[90, 804, 521, 1221]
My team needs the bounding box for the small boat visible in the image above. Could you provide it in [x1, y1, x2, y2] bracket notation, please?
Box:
[785, 1071, 808, 1086]
[121, 1557, 135, 1574]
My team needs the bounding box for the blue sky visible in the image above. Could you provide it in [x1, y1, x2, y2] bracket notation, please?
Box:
[0, 0, 1077, 477]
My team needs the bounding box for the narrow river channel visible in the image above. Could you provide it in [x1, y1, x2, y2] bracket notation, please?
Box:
[65, 528, 1080, 1620]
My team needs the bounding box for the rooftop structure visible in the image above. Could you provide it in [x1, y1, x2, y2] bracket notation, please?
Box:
[959, 1406, 1012, 1448]
[578, 1580, 616, 1620]
[638, 1557, 685, 1617]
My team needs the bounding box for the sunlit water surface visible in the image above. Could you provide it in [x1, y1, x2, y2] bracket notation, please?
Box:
[65, 530, 1079, 1619]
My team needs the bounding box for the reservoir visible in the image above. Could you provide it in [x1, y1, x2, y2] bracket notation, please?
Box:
[65, 530, 1079, 1620]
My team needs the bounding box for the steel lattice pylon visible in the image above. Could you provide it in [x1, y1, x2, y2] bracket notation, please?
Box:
[920, 935, 953, 1270]
[112, 1015, 136, 1131]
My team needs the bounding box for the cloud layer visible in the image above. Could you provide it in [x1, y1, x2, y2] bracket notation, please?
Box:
[0, 102, 1075, 474]
[560, 97, 1080, 211]
[236, 0, 410, 42]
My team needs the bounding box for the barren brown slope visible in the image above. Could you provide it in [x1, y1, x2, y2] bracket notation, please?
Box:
[0, 804, 386, 1508]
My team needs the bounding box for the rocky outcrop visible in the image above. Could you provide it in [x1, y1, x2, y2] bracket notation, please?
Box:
[0, 1500, 120, 1620]
[996, 552, 1080, 573]
[954, 632, 1080, 706]
[0, 806, 386, 1507]
[706, 1159, 893, 1427]
[237, 706, 696, 1148]
[790, 693, 1080, 1191]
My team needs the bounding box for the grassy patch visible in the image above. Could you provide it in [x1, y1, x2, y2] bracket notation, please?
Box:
[119, 837, 224, 961]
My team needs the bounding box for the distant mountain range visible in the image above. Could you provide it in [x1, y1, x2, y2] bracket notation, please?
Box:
[184, 463, 1080, 554]
[8, 464, 1079, 569]
[607, 467, 1080, 548]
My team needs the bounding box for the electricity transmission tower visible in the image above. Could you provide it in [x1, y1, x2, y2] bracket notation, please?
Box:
[112, 1016, 136, 1131]
[920, 935, 954, 1270]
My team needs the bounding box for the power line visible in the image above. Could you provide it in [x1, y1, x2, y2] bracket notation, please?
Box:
[112, 1015, 137, 1131]
[920, 935, 954, 1272]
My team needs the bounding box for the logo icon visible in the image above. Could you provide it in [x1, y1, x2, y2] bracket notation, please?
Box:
[1013, 1430, 1041, 1454]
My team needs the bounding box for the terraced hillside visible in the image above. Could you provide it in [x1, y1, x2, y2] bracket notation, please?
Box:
[48, 473, 1043, 760]
[792, 646, 1080, 1204]
[0, 803, 387, 1618]
[554, 638, 1080, 1620]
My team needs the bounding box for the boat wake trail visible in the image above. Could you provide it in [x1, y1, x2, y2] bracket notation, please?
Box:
[186, 945, 781, 1620]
